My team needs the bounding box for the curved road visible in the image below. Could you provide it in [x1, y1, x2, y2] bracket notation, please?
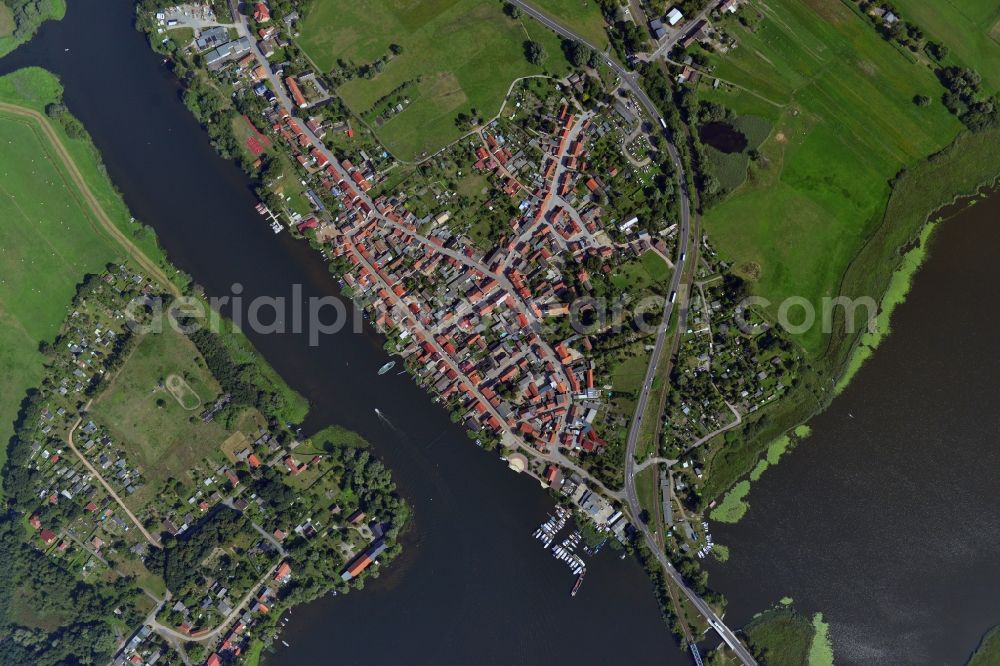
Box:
[0, 103, 181, 297]
[507, 2, 756, 663]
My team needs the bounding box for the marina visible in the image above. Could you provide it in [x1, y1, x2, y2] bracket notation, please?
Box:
[531, 507, 588, 597]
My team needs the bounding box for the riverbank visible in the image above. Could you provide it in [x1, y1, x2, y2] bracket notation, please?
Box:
[968, 626, 1000, 665]
[0, 65, 187, 473]
[702, 128, 1000, 509]
[709, 426, 806, 524]
[705, 182, 1000, 661]
[0, 0, 64, 59]
[828, 128, 1000, 392]
[0, 61, 409, 664]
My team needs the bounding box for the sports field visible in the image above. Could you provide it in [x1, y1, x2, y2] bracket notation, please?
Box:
[889, 0, 1000, 91]
[699, 0, 962, 354]
[297, 0, 571, 159]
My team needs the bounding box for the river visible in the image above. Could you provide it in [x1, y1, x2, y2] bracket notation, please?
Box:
[6, 4, 1000, 665]
[706, 188, 1000, 664]
[0, 2, 683, 664]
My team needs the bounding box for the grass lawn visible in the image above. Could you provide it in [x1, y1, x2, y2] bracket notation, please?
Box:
[609, 349, 649, 393]
[0, 110, 125, 470]
[889, 0, 1000, 91]
[0, 4, 14, 38]
[243, 640, 265, 666]
[701, 0, 962, 355]
[634, 465, 659, 524]
[297, 0, 571, 159]
[90, 326, 232, 506]
[529, 0, 609, 50]
[610, 250, 670, 297]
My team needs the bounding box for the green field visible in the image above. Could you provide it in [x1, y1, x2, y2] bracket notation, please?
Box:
[699, 0, 962, 355]
[528, 0, 609, 50]
[0, 4, 14, 38]
[831, 127, 1000, 385]
[610, 250, 671, 296]
[0, 68, 183, 475]
[90, 326, 232, 506]
[634, 465, 659, 524]
[0, 116, 127, 468]
[297, 0, 571, 159]
[743, 608, 815, 666]
[889, 0, 1000, 91]
[166, 373, 203, 410]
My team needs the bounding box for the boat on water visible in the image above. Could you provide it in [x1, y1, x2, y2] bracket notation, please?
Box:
[378, 360, 396, 375]
[571, 573, 585, 597]
[281, 640, 290, 647]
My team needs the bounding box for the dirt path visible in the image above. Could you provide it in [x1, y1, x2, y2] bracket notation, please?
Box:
[66, 401, 162, 548]
[0, 102, 180, 298]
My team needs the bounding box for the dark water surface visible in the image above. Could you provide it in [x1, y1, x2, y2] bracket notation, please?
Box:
[698, 122, 747, 153]
[706, 190, 1000, 665]
[0, 2, 681, 664]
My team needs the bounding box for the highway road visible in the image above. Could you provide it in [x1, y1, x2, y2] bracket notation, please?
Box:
[509, 2, 757, 663]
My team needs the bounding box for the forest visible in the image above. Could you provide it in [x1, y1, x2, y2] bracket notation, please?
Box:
[0, 516, 144, 666]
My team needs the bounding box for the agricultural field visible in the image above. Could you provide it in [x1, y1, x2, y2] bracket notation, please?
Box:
[297, 0, 571, 159]
[529, 0, 609, 50]
[888, 0, 1000, 91]
[0, 68, 186, 473]
[0, 110, 125, 467]
[699, 0, 962, 355]
[89, 326, 235, 506]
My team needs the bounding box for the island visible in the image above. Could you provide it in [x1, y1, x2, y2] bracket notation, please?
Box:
[0, 67, 406, 665]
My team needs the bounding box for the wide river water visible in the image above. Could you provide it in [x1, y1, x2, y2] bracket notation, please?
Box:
[706, 190, 1000, 664]
[3, 3, 999, 664]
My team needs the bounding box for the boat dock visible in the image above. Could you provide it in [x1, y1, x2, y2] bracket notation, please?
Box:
[532, 506, 569, 548]
[255, 201, 284, 233]
[531, 507, 588, 596]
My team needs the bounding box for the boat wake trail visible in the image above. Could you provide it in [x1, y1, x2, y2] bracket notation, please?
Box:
[374, 408, 403, 435]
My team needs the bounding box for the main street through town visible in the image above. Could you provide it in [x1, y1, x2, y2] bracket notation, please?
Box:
[508, 2, 757, 663]
[234, 0, 755, 658]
